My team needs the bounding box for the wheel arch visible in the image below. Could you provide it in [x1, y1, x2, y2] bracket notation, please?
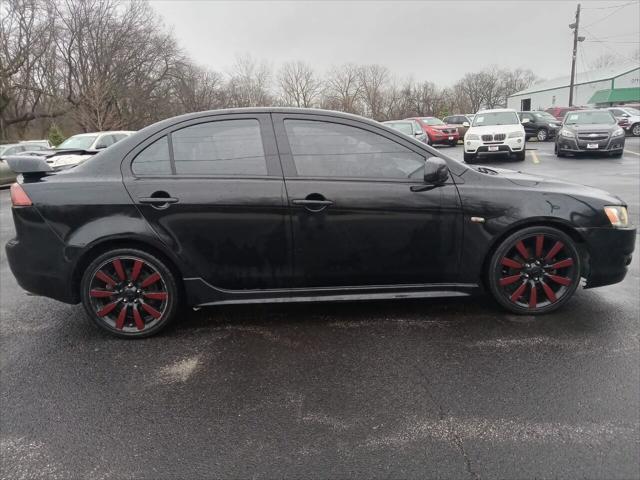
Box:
[71, 236, 186, 304]
[479, 218, 588, 288]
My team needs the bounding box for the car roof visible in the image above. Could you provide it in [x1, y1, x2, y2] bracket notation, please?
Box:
[383, 120, 412, 124]
[476, 108, 517, 114]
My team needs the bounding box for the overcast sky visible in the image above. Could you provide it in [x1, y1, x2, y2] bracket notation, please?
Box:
[152, 0, 640, 86]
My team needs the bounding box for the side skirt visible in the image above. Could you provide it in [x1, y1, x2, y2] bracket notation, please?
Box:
[184, 278, 479, 307]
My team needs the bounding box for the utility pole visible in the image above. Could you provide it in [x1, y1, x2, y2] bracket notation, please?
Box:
[568, 3, 585, 107]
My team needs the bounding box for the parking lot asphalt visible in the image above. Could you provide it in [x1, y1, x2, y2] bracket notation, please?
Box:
[1, 138, 639, 479]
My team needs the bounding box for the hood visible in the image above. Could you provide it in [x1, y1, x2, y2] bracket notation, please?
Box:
[430, 124, 457, 130]
[467, 165, 624, 204]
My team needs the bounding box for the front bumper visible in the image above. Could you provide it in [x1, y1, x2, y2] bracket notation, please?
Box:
[5, 206, 78, 304]
[465, 137, 525, 154]
[580, 226, 636, 288]
[556, 135, 625, 153]
[430, 131, 460, 144]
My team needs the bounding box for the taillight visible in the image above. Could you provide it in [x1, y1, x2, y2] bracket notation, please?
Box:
[10, 183, 32, 206]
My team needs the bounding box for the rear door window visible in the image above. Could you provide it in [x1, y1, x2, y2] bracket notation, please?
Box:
[172, 119, 267, 176]
[132, 136, 172, 176]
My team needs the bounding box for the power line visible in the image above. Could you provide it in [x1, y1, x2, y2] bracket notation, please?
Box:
[581, 1, 636, 9]
[584, 40, 640, 44]
[582, 27, 639, 63]
[582, 1, 638, 29]
[593, 31, 640, 39]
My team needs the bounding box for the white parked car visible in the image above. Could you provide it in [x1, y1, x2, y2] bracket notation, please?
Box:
[606, 107, 640, 137]
[25, 131, 135, 168]
[463, 109, 526, 163]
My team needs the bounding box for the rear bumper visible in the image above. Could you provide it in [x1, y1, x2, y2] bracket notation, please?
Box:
[5, 206, 77, 304]
[579, 226, 636, 288]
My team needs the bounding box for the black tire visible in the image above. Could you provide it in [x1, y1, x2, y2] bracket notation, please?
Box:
[487, 226, 581, 315]
[610, 150, 623, 158]
[514, 150, 526, 161]
[536, 128, 548, 142]
[80, 248, 180, 338]
[449, 140, 457, 147]
[631, 123, 640, 137]
[555, 143, 566, 157]
[463, 152, 476, 163]
[426, 136, 433, 146]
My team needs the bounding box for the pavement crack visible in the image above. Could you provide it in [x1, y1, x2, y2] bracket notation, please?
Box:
[386, 355, 482, 480]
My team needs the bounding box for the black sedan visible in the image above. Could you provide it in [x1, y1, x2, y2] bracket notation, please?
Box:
[555, 109, 626, 157]
[5, 108, 636, 338]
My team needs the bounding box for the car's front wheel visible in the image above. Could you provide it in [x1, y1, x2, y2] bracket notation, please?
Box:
[631, 123, 640, 137]
[536, 128, 548, 141]
[514, 150, 526, 161]
[463, 152, 476, 163]
[487, 226, 581, 315]
[80, 248, 179, 338]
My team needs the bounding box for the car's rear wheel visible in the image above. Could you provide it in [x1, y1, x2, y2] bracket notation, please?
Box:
[631, 123, 639, 136]
[487, 226, 581, 315]
[81, 248, 179, 338]
[536, 128, 548, 141]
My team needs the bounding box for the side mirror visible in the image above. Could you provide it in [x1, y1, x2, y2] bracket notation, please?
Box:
[462, 121, 470, 127]
[521, 118, 530, 124]
[414, 131, 423, 136]
[95, 143, 108, 150]
[424, 157, 449, 185]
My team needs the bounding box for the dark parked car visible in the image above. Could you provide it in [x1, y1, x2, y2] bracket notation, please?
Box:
[555, 109, 626, 158]
[518, 111, 562, 141]
[5, 108, 635, 338]
[442, 114, 473, 138]
[382, 120, 428, 143]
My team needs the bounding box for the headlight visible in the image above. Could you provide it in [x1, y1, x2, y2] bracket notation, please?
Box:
[508, 131, 524, 138]
[604, 206, 629, 227]
[560, 128, 575, 138]
[612, 127, 625, 137]
[466, 134, 479, 140]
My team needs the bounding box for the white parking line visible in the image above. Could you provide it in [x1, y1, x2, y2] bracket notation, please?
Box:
[624, 149, 640, 156]
[530, 151, 540, 164]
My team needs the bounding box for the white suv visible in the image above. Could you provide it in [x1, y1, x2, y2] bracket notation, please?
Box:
[463, 108, 526, 163]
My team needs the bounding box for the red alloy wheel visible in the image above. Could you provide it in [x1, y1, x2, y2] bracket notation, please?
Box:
[87, 256, 169, 333]
[493, 231, 580, 312]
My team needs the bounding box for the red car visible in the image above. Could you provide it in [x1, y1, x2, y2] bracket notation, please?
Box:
[406, 117, 459, 146]
[544, 106, 584, 121]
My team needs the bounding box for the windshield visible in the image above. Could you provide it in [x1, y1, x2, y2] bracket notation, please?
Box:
[473, 112, 519, 126]
[564, 111, 615, 125]
[57, 134, 98, 150]
[386, 122, 413, 135]
[421, 117, 444, 126]
[622, 107, 640, 115]
[533, 112, 557, 121]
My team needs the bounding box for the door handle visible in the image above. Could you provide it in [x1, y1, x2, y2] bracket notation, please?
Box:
[292, 199, 334, 207]
[139, 191, 179, 209]
[292, 194, 333, 212]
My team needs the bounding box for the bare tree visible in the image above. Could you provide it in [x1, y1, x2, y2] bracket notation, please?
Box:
[226, 54, 272, 107]
[0, 0, 63, 139]
[277, 61, 322, 108]
[322, 63, 362, 114]
[589, 53, 619, 70]
[358, 64, 390, 120]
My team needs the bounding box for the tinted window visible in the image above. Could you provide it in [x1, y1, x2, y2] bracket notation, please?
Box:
[172, 119, 267, 176]
[564, 111, 616, 125]
[132, 136, 172, 176]
[385, 122, 413, 135]
[284, 119, 424, 180]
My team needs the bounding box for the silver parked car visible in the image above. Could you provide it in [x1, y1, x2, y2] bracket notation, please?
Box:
[382, 120, 428, 143]
[0, 143, 49, 186]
